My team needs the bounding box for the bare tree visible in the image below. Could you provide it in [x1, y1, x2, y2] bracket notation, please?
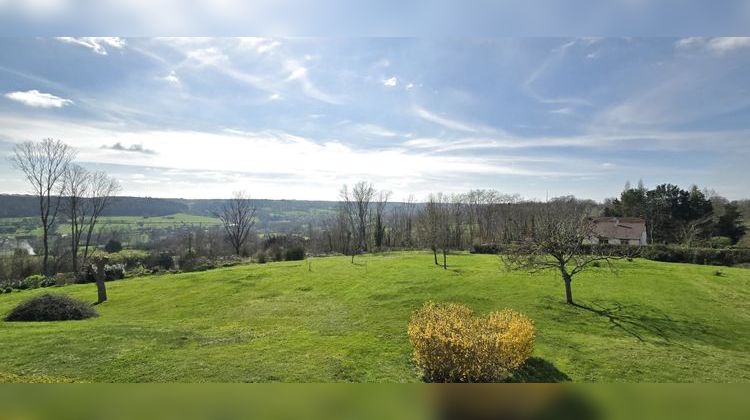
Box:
[390, 195, 417, 248]
[373, 190, 391, 250]
[417, 194, 442, 266]
[340, 182, 375, 258]
[11, 139, 76, 275]
[215, 191, 257, 256]
[62, 164, 90, 275]
[503, 198, 629, 305]
[64, 168, 121, 273]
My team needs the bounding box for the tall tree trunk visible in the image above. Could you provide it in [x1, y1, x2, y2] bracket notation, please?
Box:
[442, 249, 447, 269]
[71, 243, 78, 274]
[95, 259, 107, 304]
[433, 246, 438, 265]
[42, 225, 49, 276]
[561, 268, 574, 305]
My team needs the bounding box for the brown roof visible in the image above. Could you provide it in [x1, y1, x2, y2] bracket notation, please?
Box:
[591, 217, 646, 240]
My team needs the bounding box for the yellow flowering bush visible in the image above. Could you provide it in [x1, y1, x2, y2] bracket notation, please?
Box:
[407, 302, 535, 382]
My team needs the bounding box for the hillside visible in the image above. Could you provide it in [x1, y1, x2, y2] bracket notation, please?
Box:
[1, 252, 748, 383]
[0, 194, 342, 233]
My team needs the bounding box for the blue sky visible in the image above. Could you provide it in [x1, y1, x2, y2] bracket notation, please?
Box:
[1, 37, 749, 200]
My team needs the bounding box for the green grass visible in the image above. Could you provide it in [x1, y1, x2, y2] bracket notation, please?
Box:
[0, 252, 748, 383]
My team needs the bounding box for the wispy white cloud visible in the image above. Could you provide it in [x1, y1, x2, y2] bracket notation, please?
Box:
[0, 114, 594, 199]
[414, 106, 501, 134]
[56, 37, 126, 55]
[676, 37, 750, 54]
[352, 123, 399, 137]
[383, 76, 398, 87]
[4, 89, 73, 108]
[550, 107, 574, 115]
[162, 70, 180, 85]
[186, 47, 228, 66]
[523, 38, 595, 108]
[238, 37, 281, 54]
[283, 60, 342, 104]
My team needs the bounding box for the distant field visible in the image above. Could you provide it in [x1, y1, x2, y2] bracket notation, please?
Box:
[0, 213, 221, 238]
[1, 252, 748, 382]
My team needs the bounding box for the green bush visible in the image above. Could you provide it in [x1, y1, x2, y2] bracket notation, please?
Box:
[99, 249, 150, 269]
[640, 245, 750, 266]
[4, 294, 98, 322]
[20, 274, 46, 290]
[104, 239, 123, 253]
[709, 236, 733, 248]
[145, 252, 174, 270]
[125, 264, 152, 278]
[52, 272, 78, 286]
[179, 254, 216, 272]
[284, 246, 306, 261]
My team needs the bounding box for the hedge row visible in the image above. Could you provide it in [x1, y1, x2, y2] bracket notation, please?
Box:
[471, 243, 750, 267]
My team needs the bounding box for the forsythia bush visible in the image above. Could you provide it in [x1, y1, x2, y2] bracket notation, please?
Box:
[408, 302, 535, 382]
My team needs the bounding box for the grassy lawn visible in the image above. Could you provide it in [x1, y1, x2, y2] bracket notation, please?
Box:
[0, 252, 748, 382]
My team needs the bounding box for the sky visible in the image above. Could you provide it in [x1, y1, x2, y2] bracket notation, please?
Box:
[0, 37, 749, 201]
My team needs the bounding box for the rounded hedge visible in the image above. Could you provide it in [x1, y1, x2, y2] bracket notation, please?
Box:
[408, 302, 535, 382]
[4, 294, 98, 322]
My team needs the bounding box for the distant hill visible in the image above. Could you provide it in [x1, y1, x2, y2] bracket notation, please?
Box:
[0, 194, 341, 232]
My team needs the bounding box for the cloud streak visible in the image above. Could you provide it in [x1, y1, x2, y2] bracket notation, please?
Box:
[102, 142, 157, 155]
[4, 89, 73, 108]
[56, 37, 126, 55]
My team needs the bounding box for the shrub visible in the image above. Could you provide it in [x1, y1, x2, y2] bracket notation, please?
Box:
[255, 250, 268, 264]
[103, 264, 126, 281]
[52, 272, 78, 286]
[20, 274, 46, 290]
[179, 253, 216, 272]
[709, 236, 733, 248]
[640, 245, 750, 266]
[125, 264, 152, 278]
[471, 243, 506, 254]
[4, 294, 98, 322]
[408, 302, 535, 382]
[101, 249, 149, 269]
[39, 277, 56, 288]
[284, 246, 306, 261]
[145, 252, 174, 270]
[104, 239, 123, 253]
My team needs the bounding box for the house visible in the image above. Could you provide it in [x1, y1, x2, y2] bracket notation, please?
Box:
[588, 217, 647, 246]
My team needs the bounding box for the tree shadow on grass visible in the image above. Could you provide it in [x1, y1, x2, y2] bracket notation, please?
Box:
[569, 299, 720, 351]
[506, 357, 571, 383]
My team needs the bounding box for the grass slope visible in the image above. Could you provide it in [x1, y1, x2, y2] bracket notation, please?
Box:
[1, 252, 748, 382]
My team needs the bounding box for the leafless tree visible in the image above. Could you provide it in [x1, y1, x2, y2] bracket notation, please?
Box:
[64, 166, 121, 276]
[340, 182, 375, 257]
[503, 198, 628, 305]
[215, 191, 257, 256]
[390, 195, 417, 248]
[373, 190, 391, 250]
[62, 164, 90, 275]
[417, 194, 443, 266]
[11, 139, 76, 275]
